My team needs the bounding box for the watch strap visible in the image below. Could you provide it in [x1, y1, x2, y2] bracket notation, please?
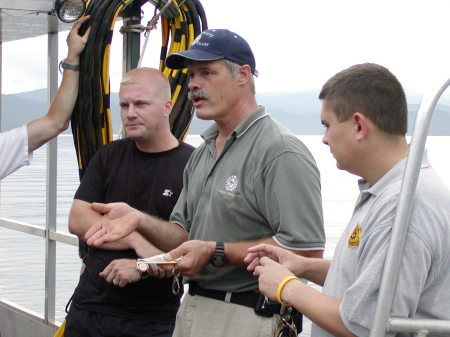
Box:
[210, 242, 227, 267]
[59, 58, 79, 72]
[215, 241, 225, 256]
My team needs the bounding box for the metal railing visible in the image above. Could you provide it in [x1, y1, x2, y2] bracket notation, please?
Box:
[0, 217, 78, 247]
[369, 77, 450, 337]
[0, 13, 78, 330]
[0, 217, 78, 312]
[387, 318, 450, 336]
[0, 215, 77, 337]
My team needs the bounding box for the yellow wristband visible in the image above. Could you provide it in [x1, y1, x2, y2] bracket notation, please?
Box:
[276, 275, 299, 306]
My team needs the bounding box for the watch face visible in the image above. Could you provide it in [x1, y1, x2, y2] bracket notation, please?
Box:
[212, 256, 226, 267]
[137, 263, 148, 272]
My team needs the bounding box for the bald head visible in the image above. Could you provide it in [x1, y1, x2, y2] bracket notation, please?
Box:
[118, 67, 178, 152]
[120, 67, 171, 101]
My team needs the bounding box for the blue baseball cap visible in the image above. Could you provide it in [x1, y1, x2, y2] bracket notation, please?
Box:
[165, 29, 258, 76]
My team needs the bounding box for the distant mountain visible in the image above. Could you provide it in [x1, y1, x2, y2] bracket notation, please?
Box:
[1, 91, 48, 130]
[2, 89, 450, 136]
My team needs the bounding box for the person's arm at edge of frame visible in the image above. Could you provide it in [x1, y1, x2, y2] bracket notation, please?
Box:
[26, 16, 90, 153]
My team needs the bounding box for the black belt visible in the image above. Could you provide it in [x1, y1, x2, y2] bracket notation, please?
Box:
[188, 282, 281, 314]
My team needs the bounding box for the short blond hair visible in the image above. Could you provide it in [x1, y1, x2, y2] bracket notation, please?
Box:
[121, 67, 171, 101]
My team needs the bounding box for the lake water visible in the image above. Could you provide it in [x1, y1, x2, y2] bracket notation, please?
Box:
[0, 134, 449, 335]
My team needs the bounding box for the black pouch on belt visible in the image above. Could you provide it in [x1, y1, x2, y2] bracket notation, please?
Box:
[254, 294, 280, 317]
[254, 295, 303, 333]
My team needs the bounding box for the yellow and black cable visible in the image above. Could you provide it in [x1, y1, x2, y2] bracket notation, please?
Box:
[71, 0, 207, 179]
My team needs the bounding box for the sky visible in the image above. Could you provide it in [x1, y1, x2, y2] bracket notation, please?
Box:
[2, 0, 450, 99]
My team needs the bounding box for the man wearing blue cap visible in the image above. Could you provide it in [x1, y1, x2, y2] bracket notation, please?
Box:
[85, 29, 325, 337]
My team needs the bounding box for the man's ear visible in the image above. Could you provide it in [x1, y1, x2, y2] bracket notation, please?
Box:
[237, 65, 252, 85]
[353, 112, 369, 140]
[163, 100, 173, 118]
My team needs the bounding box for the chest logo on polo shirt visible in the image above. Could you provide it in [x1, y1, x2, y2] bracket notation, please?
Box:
[348, 223, 362, 247]
[225, 175, 239, 192]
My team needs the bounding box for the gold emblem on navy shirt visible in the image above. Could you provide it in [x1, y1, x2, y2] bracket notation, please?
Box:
[348, 223, 362, 247]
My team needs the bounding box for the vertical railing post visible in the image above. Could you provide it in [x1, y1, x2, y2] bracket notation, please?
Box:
[44, 13, 59, 324]
[0, 11, 3, 204]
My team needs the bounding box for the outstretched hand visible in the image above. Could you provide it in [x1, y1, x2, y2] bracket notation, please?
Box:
[85, 202, 142, 247]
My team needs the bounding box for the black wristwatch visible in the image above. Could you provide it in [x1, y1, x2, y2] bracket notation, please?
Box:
[210, 242, 227, 267]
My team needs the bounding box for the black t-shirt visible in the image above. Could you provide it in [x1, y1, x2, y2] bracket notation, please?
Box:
[72, 138, 194, 322]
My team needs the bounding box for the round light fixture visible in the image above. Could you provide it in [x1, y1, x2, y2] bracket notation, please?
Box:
[55, 0, 86, 23]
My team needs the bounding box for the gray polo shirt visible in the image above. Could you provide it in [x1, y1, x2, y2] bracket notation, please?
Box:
[170, 106, 325, 292]
[312, 153, 450, 337]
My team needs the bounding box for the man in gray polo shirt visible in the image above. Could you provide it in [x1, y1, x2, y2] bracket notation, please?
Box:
[246, 63, 450, 337]
[85, 29, 325, 337]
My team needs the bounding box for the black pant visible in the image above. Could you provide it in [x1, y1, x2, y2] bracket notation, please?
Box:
[64, 305, 175, 337]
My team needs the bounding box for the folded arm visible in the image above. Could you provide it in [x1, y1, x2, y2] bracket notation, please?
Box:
[69, 199, 159, 253]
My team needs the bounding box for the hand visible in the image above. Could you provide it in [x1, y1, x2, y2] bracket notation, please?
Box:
[245, 243, 304, 276]
[161, 240, 215, 278]
[85, 202, 142, 246]
[253, 257, 296, 302]
[66, 15, 91, 60]
[144, 260, 173, 279]
[100, 258, 141, 287]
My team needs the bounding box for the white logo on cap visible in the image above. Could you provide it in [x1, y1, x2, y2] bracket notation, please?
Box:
[192, 35, 202, 45]
[192, 31, 214, 46]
